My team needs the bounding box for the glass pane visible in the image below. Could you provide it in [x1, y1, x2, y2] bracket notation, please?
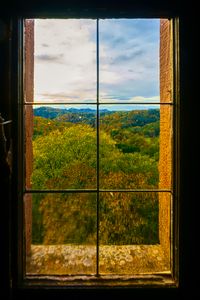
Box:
[99, 104, 172, 190]
[99, 19, 161, 103]
[29, 19, 96, 103]
[25, 104, 97, 190]
[99, 192, 171, 274]
[25, 193, 97, 275]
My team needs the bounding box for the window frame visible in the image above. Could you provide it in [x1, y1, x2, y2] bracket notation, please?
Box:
[11, 14, 180, 290]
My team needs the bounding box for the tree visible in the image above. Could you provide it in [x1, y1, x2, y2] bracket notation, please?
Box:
[31, 120, 159, 245]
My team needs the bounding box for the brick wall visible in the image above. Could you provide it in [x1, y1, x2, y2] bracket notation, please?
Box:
[159, 19, 172, 262]
[24, 20, 34, 256]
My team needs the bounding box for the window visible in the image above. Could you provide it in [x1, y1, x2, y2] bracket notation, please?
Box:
[17, 16, 179, 287]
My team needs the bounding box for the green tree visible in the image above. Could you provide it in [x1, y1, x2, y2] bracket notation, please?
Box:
[31, 120, 159, 245]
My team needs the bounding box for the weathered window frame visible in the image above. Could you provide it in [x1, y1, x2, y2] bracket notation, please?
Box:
[12, 15, 180, 289]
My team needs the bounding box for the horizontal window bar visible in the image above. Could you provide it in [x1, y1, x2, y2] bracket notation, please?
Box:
[100, 189, 172, 193]
[24, 101, 174, 106]
[98, 102, 173, 105]
[24, 102, 98, 105]
[25, 189, 172, 193]
[25, 189, 97, 193]
[24, 273, 175, 286]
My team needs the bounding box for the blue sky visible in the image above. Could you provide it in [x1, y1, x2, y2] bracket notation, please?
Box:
[34, 19, 160, 107]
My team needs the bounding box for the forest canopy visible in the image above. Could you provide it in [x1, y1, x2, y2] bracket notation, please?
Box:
[31, 107, 160, 245]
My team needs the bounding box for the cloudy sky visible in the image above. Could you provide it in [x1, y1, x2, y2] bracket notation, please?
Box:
[34, 18, 160, 105]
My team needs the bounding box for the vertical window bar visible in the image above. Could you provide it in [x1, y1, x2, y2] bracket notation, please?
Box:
[172, 17, 180, 281]
[96, 18, 100, 276]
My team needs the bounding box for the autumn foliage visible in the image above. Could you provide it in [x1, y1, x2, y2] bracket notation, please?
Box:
[31, 108, 159, 245]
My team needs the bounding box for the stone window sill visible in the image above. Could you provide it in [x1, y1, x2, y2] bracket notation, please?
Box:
[27, 244, 170, 276]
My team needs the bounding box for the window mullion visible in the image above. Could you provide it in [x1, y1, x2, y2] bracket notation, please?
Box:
[96, 18, 100, 277]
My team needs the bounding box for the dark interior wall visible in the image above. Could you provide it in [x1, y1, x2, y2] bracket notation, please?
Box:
[0, 1, 197, 299]
[0, 17, 12, 300]
[1, 0, 180, 18]
[178, 13, 197, 297]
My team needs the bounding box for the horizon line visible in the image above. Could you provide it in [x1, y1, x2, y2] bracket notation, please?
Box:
[32, 104, 162, 112]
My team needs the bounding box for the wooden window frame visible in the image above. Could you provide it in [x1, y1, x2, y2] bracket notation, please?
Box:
[10, 13, 180, 292]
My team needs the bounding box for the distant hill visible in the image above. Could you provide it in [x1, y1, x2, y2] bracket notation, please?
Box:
[33, 106, 160, 129]
[33, 106, 109, 119]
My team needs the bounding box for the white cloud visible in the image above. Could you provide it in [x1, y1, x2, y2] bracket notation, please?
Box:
[34, 19, 96, 102]
[99, 19, 159, 99]
[34, 19, 160, 103]
[99, 95, 160, 103]
[129, 96, 160, 102]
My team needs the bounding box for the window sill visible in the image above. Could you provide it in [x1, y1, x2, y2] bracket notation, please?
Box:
[25, 244, 172, 287]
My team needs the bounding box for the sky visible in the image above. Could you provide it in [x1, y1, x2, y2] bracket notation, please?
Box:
[33, 18, 160, 108]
